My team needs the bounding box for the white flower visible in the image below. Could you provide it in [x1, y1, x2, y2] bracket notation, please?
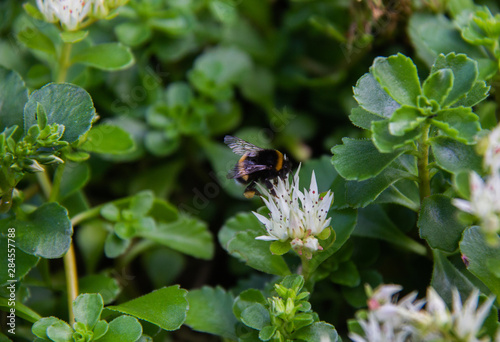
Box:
[484, 125, 500, 174]
[37, 0, 91, 30]
[253, 166, 334, 257]
[350, 285, 496, 342]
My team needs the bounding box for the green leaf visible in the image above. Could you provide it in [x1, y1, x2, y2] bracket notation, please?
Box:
[422, 69, 454, 105]
[0, 297, 41, 323]
[58, 162, 90, 201]
[354, 205, 426, 255]
[408, 14, 486, 68]
[240, 303, 270, 330]
[227, 230, 291, 276]
[330, 261, 360, 287]
[24, 83, 96, 143]
[374, 179, 420, 211]
[309, 209, 357, 273]
[93, 320, 109, 340]
[115, 22, 152, 47]
[59, 30, 88, 43]
[137, 215, 214, 260]
[460, 227, 500, 298]
[343, 270, 383, 308]
[71, 43, 135, 71]
[346, 168, 414, 208]
[388, 106, 425, 136]
[259, 326, 277, 341]
[0, 66, 28, 132]
[0, 203, 72, 258]
[418, 195, 467, 253]
[349, 107, 385, 130]
[32, 317, 62, 339]
[79, 275, 120, 305]
[452, 80, 490, 108]
[292, 322, 339, 342]
[371, 120, 420, 153]
[80, 124, 135, 155]
[353, 73, 400, 117]
[332, 138, 408, 181]
[270, 240, 291, 255]
[431, 53, 478, 107]
[431, 107, 480, 144]
[73, 293, 103, 329]
[46, 321, 74, 342]
[370, 53, 421, 106]
[430, 137, 482, 174]
[104, 232, 130, 258]
[233, 289, 267, 320]
[431, 249, 476, 305]
[95, 315, 142, 342]
[106, 285, 188, 331]
[17, 27, 56, 55]
[0, 236, 39, 286]
[185, 287, 237, 340]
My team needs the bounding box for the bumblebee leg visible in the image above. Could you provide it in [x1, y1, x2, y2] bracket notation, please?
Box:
[244, 182, 258, 199]
[263, 179, 276, 196]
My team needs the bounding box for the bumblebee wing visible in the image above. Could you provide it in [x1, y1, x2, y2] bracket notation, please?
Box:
[224, 135, 263, 157]
[227, 163, 270, 179]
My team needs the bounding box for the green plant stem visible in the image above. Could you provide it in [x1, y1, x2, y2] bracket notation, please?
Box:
[36, 170, 52, 199]
[299, 254, 311, 282]
[56, 42, 72, 83]
[71, 195, 134, 226]
[417, 123, 431, 203]
[64, 243, 78, 325]
[49, 163, 65, 202]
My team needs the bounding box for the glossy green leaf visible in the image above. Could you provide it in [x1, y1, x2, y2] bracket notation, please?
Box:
[346, 168, 414, 208]
[24, 83, 96, 143]
[431, 249, 475, 305]
[0, 203, 72, 258]
[371, 120, 420, 153]
[32, 317, 62, 340]
[460, 227, 500, 298]
[185, 287, 237, 340]
[240, 303, 270, 330]
[354, 205, 426, 255]
[58, 162, 90, 201]
[71, 43, 135, 71]
[17, 27, 56, 55]
[79, 275, 121, 305]
[353, 73, 400, 117]
[309, 209, 357, 273]
[388, 106, 425, 136]
[418, 195, 467, 252]
[73, 293, 103, 329]
[422, 69, 454, 105]
[137, 215, 214, 260]
[115, 22, 152, 47]
[430, 136, 482, 174]
[270, 240, 291, 255]
[80, 124, 135, 155]
[227, 230, 291, 276]
[332, 138, 407, 181]
[0, 66, 28, 132]
[0, 236, 39, 286]
[431, 107, 480, 144]
[95, 315, 142, 342]
[370, 53, 421, 106]
[233, 289, 267, 320]
[47, 320, 73, 342]
[431, 53, 478, 107]
[107, 285, 188, 331]
[292, 322, 339, 342]
[452, 80, 490, 108]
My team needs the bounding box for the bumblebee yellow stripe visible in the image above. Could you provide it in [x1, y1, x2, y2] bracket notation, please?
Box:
[275, 150, 283, 171]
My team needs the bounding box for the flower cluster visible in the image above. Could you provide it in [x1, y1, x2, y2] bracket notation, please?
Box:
[453, 124, 500, 246]
[36, 0, 128, 30]
[349, 285, 497, 342]
[253, 167, 334, 258]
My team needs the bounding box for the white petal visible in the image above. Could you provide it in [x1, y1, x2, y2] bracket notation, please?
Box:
[255, 235, 279, 241]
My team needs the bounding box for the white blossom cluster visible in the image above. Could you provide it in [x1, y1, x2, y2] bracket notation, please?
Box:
[253, 167, 334, 258]
[453, 124, 500, 245]
[349, 285, 497, 342]
[36, 0, 127, 30]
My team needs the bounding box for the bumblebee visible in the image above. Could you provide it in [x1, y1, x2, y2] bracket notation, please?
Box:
[224, 135, 291, 198]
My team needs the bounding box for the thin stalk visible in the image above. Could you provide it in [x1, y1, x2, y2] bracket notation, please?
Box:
[71, 195, 135, 226]
[299, 254, 311, 282]
[36, 171, 52, 199]
[49, 163, 66, 202]
[64, 243, 78, 324]
[56, 43, 72, 83]
[417, 123, 431, 203]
